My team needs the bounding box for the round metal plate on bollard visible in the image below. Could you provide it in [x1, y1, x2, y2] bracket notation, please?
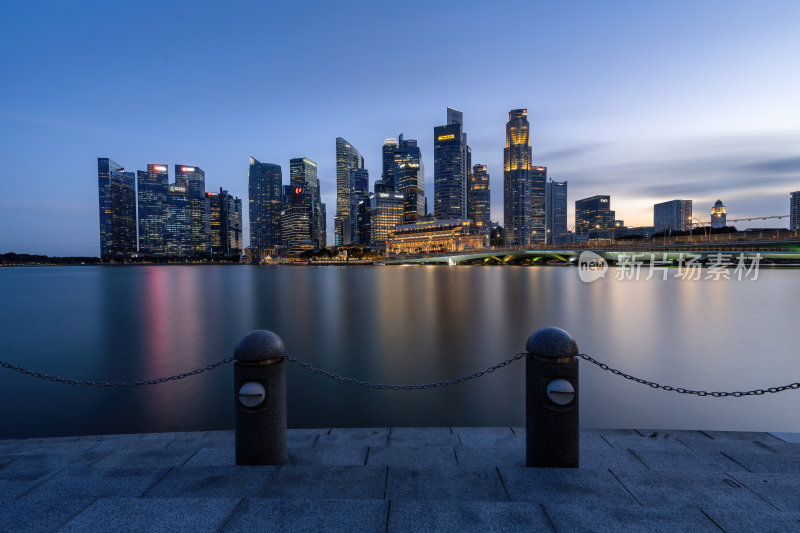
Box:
[238, 382, 266, 407]
[546, 378, 575, 406]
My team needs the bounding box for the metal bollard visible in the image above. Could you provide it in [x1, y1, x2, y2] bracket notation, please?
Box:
[234, 330, 288, 465]
[525, 327, 579, 468]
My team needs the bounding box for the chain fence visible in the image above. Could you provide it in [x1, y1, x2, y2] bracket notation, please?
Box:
[0, 357, 233, 387]
[2, 352, 800, 397]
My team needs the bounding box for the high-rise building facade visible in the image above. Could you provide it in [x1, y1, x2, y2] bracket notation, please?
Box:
[654, 200, 692, 233]
[503, 109, 533, 245]
[175, 165, 208, 256]
[248, 157, 283, 252]
[530, 166, 547, 243]
[467, 164, 491, 235]
[97, 158, 137, 258]
[545, 180, 568, 244]
[290, 157, 325, 250]
[164, 183, 191, 256]
[207, 188, 243, 258]
[281, 185, 313, 255]
[791, 192, 800, 230]
[434, 107, 467, 219]
[381, 138, 399, 191]
[137, 164, 168, 254]
[371, 189, 405, 247]
[335, 137, 364, 245]
[394, 134, 425, 223]
[575, 195, 615, 237]
[350, 168, 370, 245]
[710, 199, 727, 229]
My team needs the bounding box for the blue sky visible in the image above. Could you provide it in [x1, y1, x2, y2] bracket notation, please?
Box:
[1, 0, 799, 255]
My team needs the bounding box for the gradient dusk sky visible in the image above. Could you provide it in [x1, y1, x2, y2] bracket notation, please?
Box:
[1, 0, 799, 256]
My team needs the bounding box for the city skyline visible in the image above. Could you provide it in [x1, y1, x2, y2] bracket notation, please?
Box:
[2, 1, 799, 256]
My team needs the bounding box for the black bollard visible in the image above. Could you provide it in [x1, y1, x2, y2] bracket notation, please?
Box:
[234, 330, 288, 465]
[525, 327, 579, 468]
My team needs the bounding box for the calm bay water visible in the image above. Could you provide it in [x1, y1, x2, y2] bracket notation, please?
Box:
[1, 264, 799, 439]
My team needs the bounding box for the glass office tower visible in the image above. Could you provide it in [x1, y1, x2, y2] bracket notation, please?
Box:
[248, 157, 283, 253]
[175, 165, 208, 256]
[97, 158, 137, 258]
[434, 107, 467, 220]
[350, 168, 369, 245]
[545, 179, 568, 244]
[530, 166, 547, 244]
[290, 157, 324, 250]
[335, 137, 364, 245]
[503, 109, 533, 245]
[468, 164, 491, 235]
[137, 163, 168, 254]
[394, 134, 425, 223]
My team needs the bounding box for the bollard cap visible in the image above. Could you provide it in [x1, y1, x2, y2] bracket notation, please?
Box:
[234, 330, 285, 362]
[526, 327, 578, 359]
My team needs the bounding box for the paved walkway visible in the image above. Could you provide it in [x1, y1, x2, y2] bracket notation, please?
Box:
[2, 427, 800, 532]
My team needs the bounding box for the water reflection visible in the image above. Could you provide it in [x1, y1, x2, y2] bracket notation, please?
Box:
[1, 265, 800, 439]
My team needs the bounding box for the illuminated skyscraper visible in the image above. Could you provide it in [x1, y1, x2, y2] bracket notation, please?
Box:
[137, 163, 168, 254]
[281, 185, 313, 254]
[248, 157, 283, 252]
[790, 192, 800, 230]
[335, 137, 364, 245]
[710, 199, 727, 229]
[207, 188, 243, 258]
[97, 158, 137, 258]
[164, 183, 191, 256]
[290, 157, 324, 250]
[530, 166, 547, 243]
[350, 168, 370, 245]
[576, 195, 615, 237]
[654, 199, 692, 233]
[371, 189, 405, 247]
[545, 180, 568, 244]
[382, 138, 399, 191]
[467, 164, 490, 235]
[175, 164, 208, 256]
[503, 109, 533, 245]
[434, 107, 467, 220]
[394, 134, 425, 223]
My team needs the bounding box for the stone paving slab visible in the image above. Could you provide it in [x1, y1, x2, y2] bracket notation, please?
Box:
[0, 468, 58, 500]
[387, 500, 551, 532]
[2, 450, 111, 471]
[367, 445, 457, 467]
[389, 427, 456, 446]
[58, 497, 239, 533]
[454, 427, 518, 447]
[318, 427, 387, 447]
[223, 498, 388, 533]
[630, 449, 749, 472]
[609, 469, 777, 510]
[183, 447, 234, 467]
[544, 502, 720, 532]
[25, 466, 172, 500]
[289, 443, 368, 466]
[723, 451, 800, 474]
[264, 465, 387, 500]
[385, 466, 507, 502]
[0, 494, 94, 533]
[91, 447, 197, 469]
[770, 431, 800, 443]
[701, 508, 800, 532]
[728, 472, 800, 511]
[454, 443, 525, 468]
[144, 466, 279, 499]
[499, 467, 638, 507]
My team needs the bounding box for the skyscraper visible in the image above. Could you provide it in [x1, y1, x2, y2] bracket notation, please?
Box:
[382, 138, 399, 191]
[371, 189, 405, 247]
[790, 192, 800, 230]
[394, 134, 425, 223]
[530, 166, 547, 243]
[654, 200, 692, 233]
[281, 185, 313, 255]
[137, 163, 168, 254]
[467, 164, 491, 235]
[335, 137, 364, 246]
[503, 109, 533, 245]
[710, 199, 727, 229]
[248, 157, 283, 253]
[350, 168, 370, 245]
[545, 180, 568, 244]
[207, 188, 243, 258]
[164, 183, 191, 256]
[434, 107, 467, 220]
[575, 195, 615, 237]
[175, 165, 208, 256]
[97, 158, 137, 258]
[290, 157, 324, 250]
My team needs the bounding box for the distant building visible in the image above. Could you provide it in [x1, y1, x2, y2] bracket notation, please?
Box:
[281, 185, 313, 255]
[248, 157, 283, 254]
[386, 219, 485, 254]
[164, 183, 191, 256]
[530, 166, 546, 244]
[575, 195, 615, 238]
[290, 157, 325, 250]
[175, 165, 208, 256]
[545, 179, 567, 244]
[790, 192, 799, 230]
[394, 134, 425, 223]
[711, 199, 727, 229]
[137, 164, 169, 254]
[371, 189, 405, 248]
[350, 168, 370, 245]
[381, 138, 399, 191]
[490, 222, 504, 247]
[654, 199, 692, 233]
[207, 188, 243, 258]
[434, 107, 467, 220]
[503, 109, 533, 245]
[467, 164, 491, 235]
[97, 158, 136, 258]
[335, 137, 364, 245]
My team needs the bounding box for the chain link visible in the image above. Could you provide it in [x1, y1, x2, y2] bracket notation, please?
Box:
[285, 352, 526, 390]
[579, 353, 800, 397]
[0, 357, 233, 387]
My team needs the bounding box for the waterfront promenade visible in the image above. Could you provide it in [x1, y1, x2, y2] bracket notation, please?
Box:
[2, 427, 800, 532]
